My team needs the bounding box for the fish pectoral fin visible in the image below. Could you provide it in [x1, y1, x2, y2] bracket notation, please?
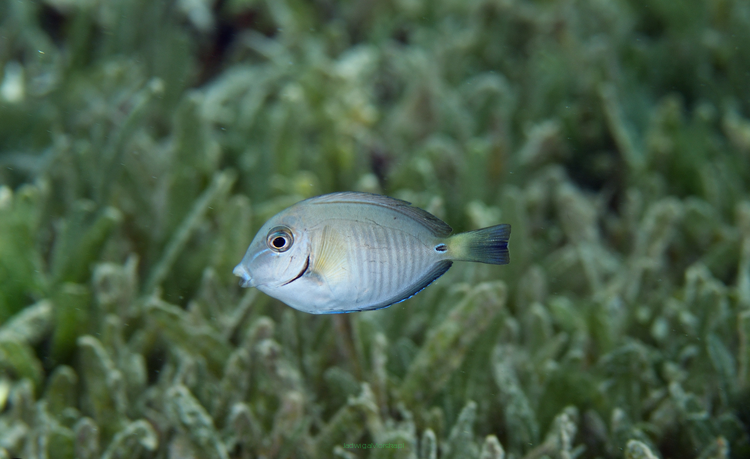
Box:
[311, 226, 348, 284]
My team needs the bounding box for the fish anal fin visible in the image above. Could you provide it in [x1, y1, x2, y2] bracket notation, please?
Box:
[351, 260, 453, 312]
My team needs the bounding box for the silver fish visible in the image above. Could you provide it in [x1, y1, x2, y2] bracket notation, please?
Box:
[233, 192, 510, 314]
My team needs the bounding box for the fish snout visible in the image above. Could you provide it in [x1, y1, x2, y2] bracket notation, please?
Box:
[233, 264, 255, 288]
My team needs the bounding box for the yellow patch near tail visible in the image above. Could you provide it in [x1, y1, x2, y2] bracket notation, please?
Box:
[311, 225, 348, 284]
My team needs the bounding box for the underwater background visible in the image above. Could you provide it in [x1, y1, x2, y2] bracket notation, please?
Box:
[2, 0, 750, 458]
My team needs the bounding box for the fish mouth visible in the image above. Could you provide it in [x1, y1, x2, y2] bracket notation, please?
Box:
[282, 255, 310, 286]
[233, 264, 255, 288]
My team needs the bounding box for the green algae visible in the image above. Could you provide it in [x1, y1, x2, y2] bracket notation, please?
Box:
[2, 0, 750, 458]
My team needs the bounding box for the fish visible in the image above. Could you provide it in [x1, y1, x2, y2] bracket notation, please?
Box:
[233, 192, 510, 314]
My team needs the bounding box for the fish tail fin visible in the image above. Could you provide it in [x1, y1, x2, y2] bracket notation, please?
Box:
[448, 224, 510, 265]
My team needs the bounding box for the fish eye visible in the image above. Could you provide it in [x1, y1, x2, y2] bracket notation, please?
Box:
[267, 226, 294, 252]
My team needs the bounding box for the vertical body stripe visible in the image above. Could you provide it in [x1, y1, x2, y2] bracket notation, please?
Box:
[367, 223, 380, 303]
[391, 231, 408, 298]
[351, 223, 364, 303]
[376, 224, 387, 301]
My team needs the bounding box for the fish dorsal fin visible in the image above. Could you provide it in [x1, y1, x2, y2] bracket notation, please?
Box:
[304, 192, 452, 237]
[310, 225, 348, 283]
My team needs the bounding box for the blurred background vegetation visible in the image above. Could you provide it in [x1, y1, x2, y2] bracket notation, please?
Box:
[1, 0, 750, 458]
